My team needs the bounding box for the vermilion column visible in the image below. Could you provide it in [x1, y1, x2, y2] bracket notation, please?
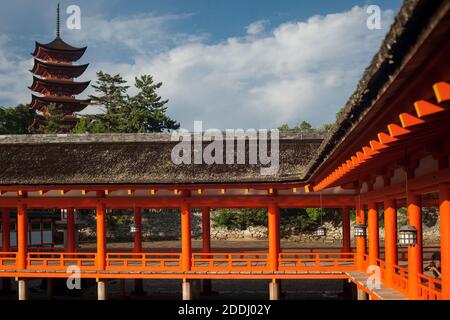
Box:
[96, 202, 106, 270]
[181, 203, 192, 271]
[17, 203, 28, 269]
[201, 207, 212, 294]
[134, 207, 142, 253]
[384, 198, 398, 286]
[439, 184, 450, 299]
[368, 202, 379, 266]
[133, 207, 145, 294]
[407, 192, 422, 299]
[341, 207, 351, 252]
[356, 205, 366, 270]
[268, 203, 280, 271]
[1, 208, 10, 252]
[66, 208, 76, 252]
[202, 207, 211, 253]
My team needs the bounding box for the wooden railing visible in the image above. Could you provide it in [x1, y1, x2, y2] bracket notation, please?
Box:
[192, 253, 268, 272]
[369, 257, 443, 300]
[391, 264, 409, 295]
[27, 252, 97, 270]
[0, 252, 17, 270]
[418, 273, 442, 300]
[279, 252, 356, 271]
[25, 245, 441, 261]
[106, 253, 181, 271]
[0, 250, 444, 300]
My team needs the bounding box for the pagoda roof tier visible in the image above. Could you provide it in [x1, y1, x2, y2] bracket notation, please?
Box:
[30, 94, 90, 113]
[29, 76, 90, 96]
[32, 37, 87, 62]
[31, 59, 89, 79]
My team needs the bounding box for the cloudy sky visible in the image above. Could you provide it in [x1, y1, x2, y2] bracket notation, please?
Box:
[0, 0, 402, 130]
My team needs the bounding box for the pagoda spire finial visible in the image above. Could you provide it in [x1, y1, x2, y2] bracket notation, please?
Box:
[56, 3, 61, 38]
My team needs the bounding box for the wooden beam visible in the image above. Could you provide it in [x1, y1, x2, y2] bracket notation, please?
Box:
[0, 195, 356, 209]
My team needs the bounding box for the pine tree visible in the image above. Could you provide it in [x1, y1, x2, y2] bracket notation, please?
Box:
[75, 71, 179, 133]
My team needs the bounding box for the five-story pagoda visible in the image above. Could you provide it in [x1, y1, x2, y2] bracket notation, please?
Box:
[30, 4, 90, 130]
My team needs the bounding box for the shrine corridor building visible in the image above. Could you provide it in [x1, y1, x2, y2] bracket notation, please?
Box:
[0, 0, 450, 300]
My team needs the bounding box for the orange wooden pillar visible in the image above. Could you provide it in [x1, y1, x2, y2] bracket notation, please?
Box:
[268, 202, 281, 300]
[439, 184, 450, 300]
[356, 205, 366, 271]
[66, 208, 76, 252]
[384, 198, 398, 286]
[268, 203, 280, 271]
[181, 203, 192, 272]
[96, 201, 106, 270]
[1, 208, 10, 252]
[133, 207, 145, 295]
[368, 202, 379, 266]
[1, 208, 12, 293]
[17, 203, 28, 270]
[341, 206, 351, 252]
[201, 207, 212, 295]
[407, 192, 422, 299]
[133, 207, 143, 253]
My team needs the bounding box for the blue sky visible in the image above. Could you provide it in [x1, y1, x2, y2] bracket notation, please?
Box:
[0, 0, 403, 129]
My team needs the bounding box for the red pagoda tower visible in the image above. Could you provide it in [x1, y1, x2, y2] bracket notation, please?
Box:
[30, 4, 90, 130]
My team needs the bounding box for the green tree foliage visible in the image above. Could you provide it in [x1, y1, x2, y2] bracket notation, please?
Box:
[0, 104, 35, 134]
[278, 120, 332, 133]
[212, 209, 268, 230]
[33, 103, 75, 134]
[211, 207, 339, 232]
[74, 71, 180, 133]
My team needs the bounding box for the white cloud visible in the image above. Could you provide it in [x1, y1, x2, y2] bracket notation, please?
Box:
[0, 35, 33, 106]
[1, 6, 395, 131]
[69, 13, 207, 55]
[246, 20, 267, 36]
[106, 6, 394, 129]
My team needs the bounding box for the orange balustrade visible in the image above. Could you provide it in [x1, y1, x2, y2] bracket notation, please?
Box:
[0, 249, 444, 300]
[192, 253, 268, 272]
[106, 253, 181, 271]
[391, 264, 409, 295]
[0, 252, 17, 269]
[417, 273, 442, 300]
[27, 252, 97, 270]
[279, 252, 356, 271]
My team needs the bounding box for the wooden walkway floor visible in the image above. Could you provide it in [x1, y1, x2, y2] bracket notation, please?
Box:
[346, 271, 408, 300]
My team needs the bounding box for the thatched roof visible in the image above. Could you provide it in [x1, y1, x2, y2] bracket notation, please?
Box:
[303, 0, 449, 180]
[0, 132, 323, 185]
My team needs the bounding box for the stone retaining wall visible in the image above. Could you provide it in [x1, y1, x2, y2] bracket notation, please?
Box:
[78, 209, 441, 244]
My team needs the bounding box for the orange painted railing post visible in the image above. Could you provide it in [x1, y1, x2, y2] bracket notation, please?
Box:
[356, 205, 366, 271]
[341, 206, 351, 252]
[202, 207, 211, 253]
[368, 202, 379, 266]
[133, 207, 142, 253]
[96, 200, 106, 270]
[1, 208, 10, 252]
[439, 184, 450, 300]
[17, 203, 28, 269]
[384, 198, 398, 287]
[181, 202, 192, 271]
[268, 203, 280, 271]
[407, 192, 422, 300]
[66, 208, 76, 252]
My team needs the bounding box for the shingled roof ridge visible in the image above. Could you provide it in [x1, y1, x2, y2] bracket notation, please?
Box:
[0, 131, 325, 145]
